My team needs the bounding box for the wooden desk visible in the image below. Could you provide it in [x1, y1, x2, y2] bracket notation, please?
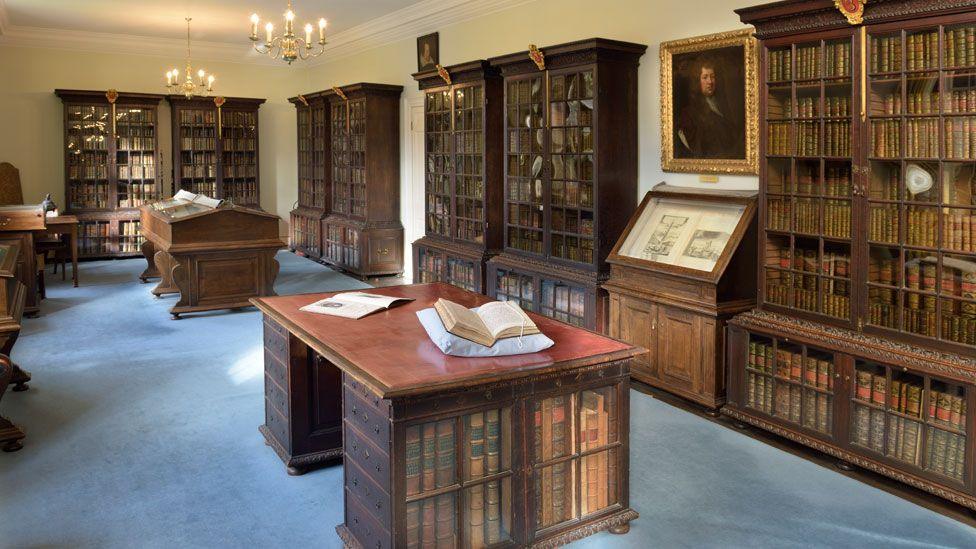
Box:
[253, 283, 642, 548]
[0, 204, 46, 316]
[140, 199, 284, 319]
[41, 215, 79, 288]
[0, 241, 27, 452]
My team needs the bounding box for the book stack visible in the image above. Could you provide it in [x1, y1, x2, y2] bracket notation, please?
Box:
[904, 260, 939, 337]
[797, 164, 817, 194]
[417, 249, 444, 283]
[944, 117, 976, 159]
[853, 369, 924, 465]
[580, 391, 614, 517]
[795, 97, 817, 118]
[907, 207, 939, 247]
[80, 222, 110, 255]
[767, 198, 791, 231]
[776, 97, 793, 119]
[797, 121, 819, 156]
[769, 49, 793, 82]
[405, 420, 457, 549]
[869, 254, 899, 327]
[906, 31, 940, 71]
[943, 211, 976, 252]
[447, 258, 476, 291]
[541, 282, 586, 326]
[871, 35, 903, 73]
[870, 167, 900, 200]
[462, 410, 507, 548]
[872, 120, 901, 157]
[945, 89, 976, 113]
[747, 341, 834, 433]
[824, 42, 851, 77]
[746, 341, 774, 414]
[796, 45, 820, 79]
[907, 118, 940, 158]
[768, 122, 790, 155]
[908, 91, 940, 115]
[939, 264, 976, 344]
[825, 165, 852, 196]
[869, 204, 899, 242]
[534, 396, 574, 529]
[766, 270, 790, 306]
[945, 26, 976, 68]
[925, 388, 968, 480]
[824, 200, 852, 237]
[794, 198, 818, 234]
[825, 96, 851, 117]
[824, 120, 851, 156]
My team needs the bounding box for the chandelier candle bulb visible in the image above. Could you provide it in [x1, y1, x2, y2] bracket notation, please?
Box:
[250, 14, 259, 39]
[304, 23, 312, 46]
[318, 18, 326, 42]
[266, 22, 274, 43]
[285, 10, 294, 35]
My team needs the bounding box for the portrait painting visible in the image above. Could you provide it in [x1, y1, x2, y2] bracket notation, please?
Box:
[661, 29, 758, 175]
[417, 32, 439, 72]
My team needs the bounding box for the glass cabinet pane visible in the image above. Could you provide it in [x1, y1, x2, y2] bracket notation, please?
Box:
[425, 90, 452, 237]
[454, 84, 486, 244]
[463, 477, 512, 548]
[406, 492, 457, 548]
[505, 76, 544, 255]
[924, 380, 968, 482]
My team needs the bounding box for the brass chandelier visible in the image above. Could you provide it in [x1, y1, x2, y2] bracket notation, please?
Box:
[165, 18, 215, 98]
[249, 1, 328, 64]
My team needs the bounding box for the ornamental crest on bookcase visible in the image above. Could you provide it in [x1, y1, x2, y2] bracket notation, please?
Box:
[528, 44, 546, 71]
[436, 64, 452, 86]
[834, 0, 866, 25]
[297, 94, 309, 107]
[332, 87, 348, 102]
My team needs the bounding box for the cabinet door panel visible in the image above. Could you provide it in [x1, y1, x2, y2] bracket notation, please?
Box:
[656, 305, 703, 394]
[610, 295, 655, 380]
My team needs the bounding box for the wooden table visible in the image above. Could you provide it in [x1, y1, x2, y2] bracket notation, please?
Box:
[0, 204, 46, 316]
[41, 215, 79, 287]
[140, 199, 284, 319]
[253, 283, 642, 548]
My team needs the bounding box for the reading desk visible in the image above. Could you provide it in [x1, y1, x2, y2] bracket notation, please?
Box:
[252, 283, 642, 548]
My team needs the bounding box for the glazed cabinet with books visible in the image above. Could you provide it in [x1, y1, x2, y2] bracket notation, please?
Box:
[288, 92, 330, 259]
[728, 0, 976, 512]
[321, 83, 404, 278]
[485, 38, 647, 331]
[168, 95, 264, 209]
[412, 60, 504, 292]
[56, 89, 164, 258]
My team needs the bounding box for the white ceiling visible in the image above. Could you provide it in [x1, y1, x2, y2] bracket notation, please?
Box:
[3, 0, 427, 43]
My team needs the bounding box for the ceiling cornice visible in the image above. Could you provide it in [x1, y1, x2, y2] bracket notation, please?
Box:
[0, 0, 534, 67]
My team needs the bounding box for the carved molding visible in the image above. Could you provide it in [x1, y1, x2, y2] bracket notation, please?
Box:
[732, 310, 976, 380]
[530, 509, 640, 548]
[259, 424, 343, 468]
[335, 525, 363, 549]
[723, 407, 976, 510]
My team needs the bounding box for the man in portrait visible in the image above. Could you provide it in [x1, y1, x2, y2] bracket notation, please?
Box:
[675, 57, 745, 159]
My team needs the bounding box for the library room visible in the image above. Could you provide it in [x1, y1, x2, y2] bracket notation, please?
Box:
[3, 0, 976, 546]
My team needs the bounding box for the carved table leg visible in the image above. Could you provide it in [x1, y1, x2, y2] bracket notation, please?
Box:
[10, 365, 30, 392]
[836, 460, 854, 472]
[609, 523, 631, 535]
[0, 355, 25, 452]
[139, 240, 159, 282]
[151, 251, 180, 297]
[286, 465, 305, 476]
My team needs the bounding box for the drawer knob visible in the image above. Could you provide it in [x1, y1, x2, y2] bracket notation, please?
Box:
[362, 414, 369, 423]
[378, 247, 390, 256]
[374, 426, 381, 435]
[353, 477, 359, 486]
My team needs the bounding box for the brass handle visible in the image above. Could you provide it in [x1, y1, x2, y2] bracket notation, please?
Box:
[377, 248, 390, 256]
[651, 320, 657, 331]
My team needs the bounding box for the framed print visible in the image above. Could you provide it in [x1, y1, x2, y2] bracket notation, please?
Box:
[417, 32, 439, 72]
[660, 28, 759, 175]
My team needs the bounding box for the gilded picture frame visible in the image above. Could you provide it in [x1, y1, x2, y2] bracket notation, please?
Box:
[661, 28, 759, 175]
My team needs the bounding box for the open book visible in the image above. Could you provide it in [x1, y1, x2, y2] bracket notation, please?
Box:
[173, 189, 222, 209]
[299, 292, 413, 319]
[433, 298, 540, 347]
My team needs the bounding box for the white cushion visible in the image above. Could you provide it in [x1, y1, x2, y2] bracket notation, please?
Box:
[416, 306, 554, 357]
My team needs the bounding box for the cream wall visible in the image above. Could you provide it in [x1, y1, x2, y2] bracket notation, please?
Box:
[302, 0, 759, 277]
[0, 45, 299, 235]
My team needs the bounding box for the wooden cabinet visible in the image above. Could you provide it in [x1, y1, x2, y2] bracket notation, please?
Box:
[411, 60, 504, 293]
[727, 0, 976, 510]
[320, 83, 404, 278]
[605, 185, 757, 409]
[168, 95, 265, 209]
[485, 38, 647, 331]
[55, 89, 164, 258]
[288, 92, 330, 259]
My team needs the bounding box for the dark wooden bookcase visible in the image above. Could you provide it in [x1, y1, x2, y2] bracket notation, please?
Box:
[56, 89, 165, 258]
[605, 185, 757, 410]
[411, 60, 504, 293]
[727, 0, 976, 511]
[167, 95, 265, 209]
[288, 92, 331, 259]
[321, 83, 404, 278]
[485, 39, 647, 332]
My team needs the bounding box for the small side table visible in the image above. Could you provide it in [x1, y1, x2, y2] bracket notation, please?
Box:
[41, 215, 79, 287]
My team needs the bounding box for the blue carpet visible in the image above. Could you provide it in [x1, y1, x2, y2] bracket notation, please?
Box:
[1, 251, 975, 548]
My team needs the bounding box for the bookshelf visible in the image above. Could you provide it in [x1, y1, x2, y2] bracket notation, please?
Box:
[411, 60, 504, 293]
[485, 39, 646, 332]
[728, 0, 976, 512]
[321, 83, 404, 278]
[167, 96, 265, 209]
[288, 92, 330, 259]
[56, 89, 164, 258]
[605, 185, 758, 410]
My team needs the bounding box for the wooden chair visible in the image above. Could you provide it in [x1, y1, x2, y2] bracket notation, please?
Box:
[0, 163, 25, 206]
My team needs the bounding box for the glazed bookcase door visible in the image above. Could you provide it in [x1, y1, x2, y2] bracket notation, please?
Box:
[297, 106, 312, 208]
[849, 360, 970, 488]
[453, 82, 487, 245]
[311, 104, 328, 210]
[504, 73, 546, 257]
[404, 407, 514, 548]
[331, 101, 351, 217]
[530, 386, 619, 536]
[114, 105, 160, 209]
[219, 108, 259, 206]
[65, 102, 112, 210]
[863, 16, 976, 352]
[175, 106, 218, 197]
[761, 30, 857, 329]
[744, 333, 837, 440]
[425, 88, 453, 238]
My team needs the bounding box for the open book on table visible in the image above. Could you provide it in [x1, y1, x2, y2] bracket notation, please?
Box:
[173, 189, 222, 209]
[433, 298, 540, 347]
[300, 292, 413, 319]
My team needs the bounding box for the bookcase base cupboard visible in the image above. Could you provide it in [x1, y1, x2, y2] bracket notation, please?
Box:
[733, 0, 976, 512]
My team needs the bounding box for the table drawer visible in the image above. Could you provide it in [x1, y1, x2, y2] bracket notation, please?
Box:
[345, 458, 392, 533]
[264, 348, 288, 389]
[264, 401, 289, 447]
[531, 361, 626, 395]
[263, 320, 288, 359]
[395, 385, 516, 420]
[345, 384, 392, 449]
[344, 377, 392, 415]
[344, 421, 391, 490]
[344, 487, 392, 549]
[265, 374, 288, 418]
